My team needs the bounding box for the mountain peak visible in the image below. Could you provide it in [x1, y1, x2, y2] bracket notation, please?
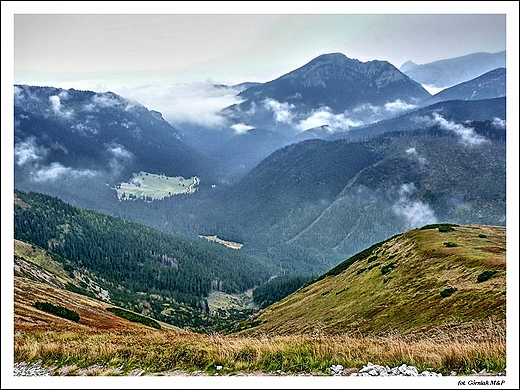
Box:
[400, 60, 419, 72]
[311, 52, 351, 62]
[301, 52, 361, 70]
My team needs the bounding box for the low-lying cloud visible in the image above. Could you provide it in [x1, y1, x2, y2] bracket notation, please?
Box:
[296, 99, 417, 133]
[49, 95, 73, 118]
[114, 81, 243, 128]
[15, 137, 132, 183]
[30, 162, 98, 182]
[263, 99, 295, 124]
[230, 123, 254, 134]
[392, 183, 437, 229]
[384, 99, 417, 114]
[405, 147, 426, 164]
[14, 137, 46, 166]
[492, 117, 506, 129]
[296, 107, 364, 132]
[431, 113, 489, 146]
[106, 143, 134, 175]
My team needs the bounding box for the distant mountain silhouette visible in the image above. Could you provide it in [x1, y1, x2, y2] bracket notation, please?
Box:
[221, 52, 431, 134]
[400, 51, 506, 89]
[425, 68, 506, 105]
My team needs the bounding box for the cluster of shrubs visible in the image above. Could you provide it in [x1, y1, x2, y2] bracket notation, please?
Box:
[381, 262, 396, 275]
[477, 270, 497, 283]
[420, 223, 458, 232]
[106, 307, 161, 329]
[440, 287, 457, 298]
[443, 242, 458, 247]
[33, 301, 80, 322]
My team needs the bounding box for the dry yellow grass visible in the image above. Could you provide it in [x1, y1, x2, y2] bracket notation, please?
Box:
[14, 325, 506, 376]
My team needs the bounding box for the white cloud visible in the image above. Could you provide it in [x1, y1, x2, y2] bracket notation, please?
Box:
[297, 107, 363, 132]
[352, 99, 417, 118]
[15, 139, 130, 183]
[107, 144, 132, 159]
[432, 112, 489, 146]
[49, 95, 73, 118]
[114, 81, 243, 128]
[405, 147, 426, 164]
[91, 93, 123, 108]
[14, 137, 46, 166]
[106, 143, 133, 174]
[492, 117, 506, 129]
[384, 99, 417, 114]
[31, 162, 97, 182]
[58, 90, 69, 100]
[392, 183, 437, 229]
[230, 123, 254, 134]
[263, 98, 295, 123]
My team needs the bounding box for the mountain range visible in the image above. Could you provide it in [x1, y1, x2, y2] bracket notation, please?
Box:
[220, 53, 432, 134]
[9, 44, 512, 381]
[12, 50, 508, 333]
[425, 67, 506, 106]
[400, 50, 506, 90]
[14, 53, 506, 274]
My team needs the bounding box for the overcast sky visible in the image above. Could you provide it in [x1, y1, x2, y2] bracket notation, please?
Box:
[4, 2, 516, 128]
[10, 7, 510, 88]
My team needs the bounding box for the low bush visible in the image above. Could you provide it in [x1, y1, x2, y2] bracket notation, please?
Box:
[420, 223, 458, 232]
[438, 225, 455, 233]
[477, 270, 497, 283]
[443, 242, 458, 248]
[106, 307, 161, 329]
[440, 287, 457, 298]
[381, 262, 397, 275]
[33, 301, 80, 322]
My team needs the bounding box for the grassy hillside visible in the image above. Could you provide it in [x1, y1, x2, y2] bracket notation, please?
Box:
[12, 225, 507, 376]
[236, 224, 506, 337]
[14, 244, 183, 333]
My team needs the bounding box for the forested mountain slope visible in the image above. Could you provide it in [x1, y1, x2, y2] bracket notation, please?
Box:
[14, 190, 275, 331]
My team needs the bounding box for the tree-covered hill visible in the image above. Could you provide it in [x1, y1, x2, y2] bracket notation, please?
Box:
[93, 117, 505, 275]
[190, 119, 506, 264]
[14, 190, 275, 331]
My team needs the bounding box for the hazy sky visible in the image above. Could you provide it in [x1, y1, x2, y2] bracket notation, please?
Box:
[4, 1, 516, 128]
[11, 8, 509, 88]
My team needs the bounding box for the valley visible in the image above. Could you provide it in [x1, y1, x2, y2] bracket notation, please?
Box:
[13, 223, 507, 377]
[11, 45, 511, 382]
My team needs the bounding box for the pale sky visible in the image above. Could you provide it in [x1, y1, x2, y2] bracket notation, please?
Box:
[4, 2, 516, 128]
[10, 7, 510, 88]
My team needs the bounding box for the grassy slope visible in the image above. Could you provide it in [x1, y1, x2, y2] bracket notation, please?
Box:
[12, 226, 507, 376]
[237, 225, 506, 337]
[13, 242, 182, 333]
